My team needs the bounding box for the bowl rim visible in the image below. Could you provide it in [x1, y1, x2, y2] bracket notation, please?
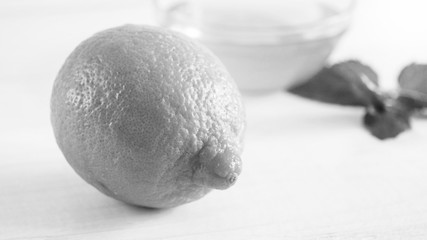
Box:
[155, 0, 357, 45]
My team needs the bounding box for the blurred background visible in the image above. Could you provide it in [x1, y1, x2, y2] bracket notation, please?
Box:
[2, 0, 427, 150]
[3, 0, 427, 239]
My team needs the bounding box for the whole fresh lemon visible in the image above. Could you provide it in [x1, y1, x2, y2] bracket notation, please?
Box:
[51, 25, 245, 208]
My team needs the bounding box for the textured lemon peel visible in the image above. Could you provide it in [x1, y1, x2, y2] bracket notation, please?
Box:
[51, 25, 245, 208]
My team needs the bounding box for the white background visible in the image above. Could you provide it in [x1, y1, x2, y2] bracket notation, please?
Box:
[2, 0, 427, 239]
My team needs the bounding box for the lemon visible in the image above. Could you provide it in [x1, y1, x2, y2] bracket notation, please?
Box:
[50, 25, 245, 208]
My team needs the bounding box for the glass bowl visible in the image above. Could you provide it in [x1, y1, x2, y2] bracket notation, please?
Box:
[154, 0, 355, 94]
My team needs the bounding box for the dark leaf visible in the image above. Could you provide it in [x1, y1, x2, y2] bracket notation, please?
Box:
[363, 100, 411, 140]
[396, 94, 427, 110]
[332, 60, 382, 107]
[287, 60, 427, 140]
[398, 63, 427, 94]
[288, 60, 382, 107]
[397, 63, 427, 117]
[397, 94, 427, 119]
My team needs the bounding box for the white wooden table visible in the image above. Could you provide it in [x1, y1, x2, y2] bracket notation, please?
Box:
[2, 0, 427, 239]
